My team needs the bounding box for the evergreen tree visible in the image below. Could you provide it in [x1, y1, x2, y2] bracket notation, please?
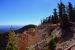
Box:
[58, 1, 68, 28]
[72, 7, 75, 21]
[68, 2, 75, 22]
[42, 18, 46, 24]
[42, 17, 49, 24]
[48, 38, 56, 50]
[48, 16, 51, 23]
[68, 2, 73, 21]
[6, 28, 18, 50]
[41, 19, 43, 24]
[46, 17, 48, 23]
[51, 15, 54, 23]
[53, 8, 58, 23]
[62, 3, 69, 28]
[58, 2, 63, 22]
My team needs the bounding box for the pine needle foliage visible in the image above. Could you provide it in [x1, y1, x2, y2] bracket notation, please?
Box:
[6, 29, 18, 50]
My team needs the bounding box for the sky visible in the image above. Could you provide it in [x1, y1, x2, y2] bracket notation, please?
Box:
[0, 0, 75, 26]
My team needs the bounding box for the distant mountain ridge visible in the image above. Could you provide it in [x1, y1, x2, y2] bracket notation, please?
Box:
[0, 25, 23, 33]
[0, 24, 37, 34]
[15, 24, 37, 33]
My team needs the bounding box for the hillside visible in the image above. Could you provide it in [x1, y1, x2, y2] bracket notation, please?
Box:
[0, 24, 37, 50]
[0, 22, 75, 50]
[55, 22, 75, 50]
[0, 23, 59, 50]
[16, 23, 59, 50]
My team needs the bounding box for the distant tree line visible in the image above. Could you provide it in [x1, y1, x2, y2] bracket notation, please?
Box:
[41, 2, 75, 28]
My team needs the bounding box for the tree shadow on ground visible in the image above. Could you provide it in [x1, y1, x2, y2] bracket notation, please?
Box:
[61, 23, 73, 41]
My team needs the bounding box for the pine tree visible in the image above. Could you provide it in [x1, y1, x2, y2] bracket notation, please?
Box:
[42, 17, 48, 24]
[53, 8, 58, 23]
[41, 19, 43, 24]
[68, 2, 73, 21]
[42, 18, 46, 24]
[58, 2, 63, 23]
[58, 1, 68, 28]
[46, 17, 48, 23]
[51, 15, 54, 23]
[62, 3, 69, 28]
[72, 7, 75, 21]
[48, 38, 56, 50]
[48, 16, 51, 23]
[6, 28, 18, 50]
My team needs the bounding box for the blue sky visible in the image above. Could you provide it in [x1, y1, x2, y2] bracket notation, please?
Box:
[0, 0, 75, 26]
